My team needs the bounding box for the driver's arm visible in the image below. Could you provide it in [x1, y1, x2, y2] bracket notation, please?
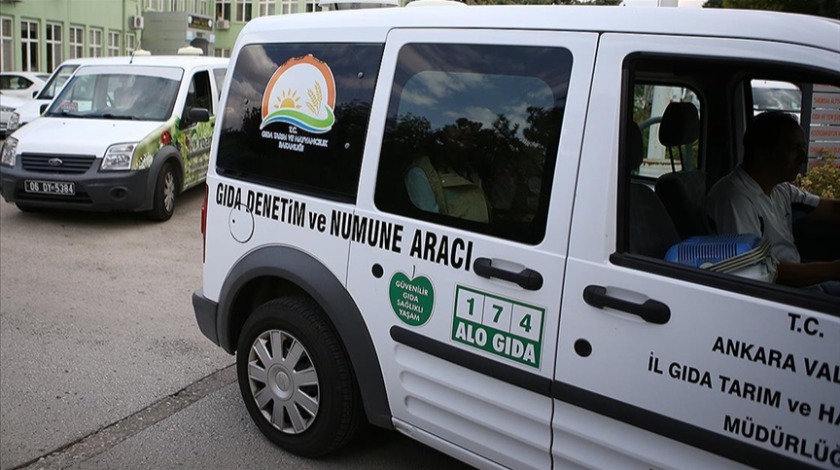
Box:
[776, 259, 840, 287]
[807, 198, 840, 223]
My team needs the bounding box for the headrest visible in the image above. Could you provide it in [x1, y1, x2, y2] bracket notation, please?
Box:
[659, 102, 699, 147]
[627, 121, 643, 173]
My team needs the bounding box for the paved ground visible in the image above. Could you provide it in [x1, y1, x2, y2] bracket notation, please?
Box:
[0, 187, 469, 470]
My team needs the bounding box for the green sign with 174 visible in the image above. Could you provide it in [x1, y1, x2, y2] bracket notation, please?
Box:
[451, 285, 544, 368]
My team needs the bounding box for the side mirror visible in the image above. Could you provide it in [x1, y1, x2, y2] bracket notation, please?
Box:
[188, 107, 210, 123]
[40, 104, 48, 114]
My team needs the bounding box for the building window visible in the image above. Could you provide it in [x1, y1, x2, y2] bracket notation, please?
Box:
[216, 0, 231, 20]
[69, 26, 83, 59]
[145, 0, 164, 10]
[214, 48, 230, 58]
[259, 0, 276, 16]
[199, 0, 209, 15]
[108, 31, 120, 56]
[235, 0, 253, 21]
[170, 0, 181, 11]
[280, 0, 298, 14]
[89, 28, 103, 57]
[126, 34, 136, 55]
[305, 0, 319, 12]
[21, 20, 39, 71]
[45, 23, 62, 72]
[1, 17, 12, 72]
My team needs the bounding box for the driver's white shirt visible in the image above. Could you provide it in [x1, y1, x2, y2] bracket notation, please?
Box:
[706, 165, 819, 265]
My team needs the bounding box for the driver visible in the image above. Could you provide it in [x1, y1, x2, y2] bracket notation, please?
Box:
[705, 111, 840, 295]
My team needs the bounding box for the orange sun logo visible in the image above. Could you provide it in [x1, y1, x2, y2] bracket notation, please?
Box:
[275, 89, 301, 110]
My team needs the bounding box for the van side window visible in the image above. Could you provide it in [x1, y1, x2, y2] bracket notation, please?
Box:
[216, 43, 384, 201]
[374, 43, 572, 244]
[184, 70, 214, 118]
[618, 55, 839, 310]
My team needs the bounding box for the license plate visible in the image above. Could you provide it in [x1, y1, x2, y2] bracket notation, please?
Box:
[24, 180, 75, 195]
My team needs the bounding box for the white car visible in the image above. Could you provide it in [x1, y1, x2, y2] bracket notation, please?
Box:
[0, 93, 28, 137]
[0, 71, 49, 99]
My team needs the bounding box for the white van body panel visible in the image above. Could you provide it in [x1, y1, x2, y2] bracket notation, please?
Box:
[559, 32, 840, 469]
[347, 27, 599, 470]
[10, 118, 163, 157]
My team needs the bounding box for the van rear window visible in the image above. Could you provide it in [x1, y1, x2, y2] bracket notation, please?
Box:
[216, 43, 384, 201]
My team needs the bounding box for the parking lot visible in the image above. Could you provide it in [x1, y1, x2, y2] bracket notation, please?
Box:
[0, 187, 469, 469]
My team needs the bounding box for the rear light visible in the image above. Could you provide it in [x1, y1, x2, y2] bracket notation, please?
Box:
[201, 184, 208, 263]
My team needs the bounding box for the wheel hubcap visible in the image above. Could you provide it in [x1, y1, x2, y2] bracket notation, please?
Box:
[163, 171, 175, 213]
[248, 330, 320, 434]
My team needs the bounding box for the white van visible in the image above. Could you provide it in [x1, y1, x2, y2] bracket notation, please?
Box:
[193, 6, 839, 469]
[0, 56, 228, 220]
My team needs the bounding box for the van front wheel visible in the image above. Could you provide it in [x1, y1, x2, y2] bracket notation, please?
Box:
[236, 297, 363, 457]
[148, 162, 177, 221]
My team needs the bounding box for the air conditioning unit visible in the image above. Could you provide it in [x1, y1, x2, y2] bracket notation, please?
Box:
[217, 19, 230, 30]
[130, 16, 144, 30]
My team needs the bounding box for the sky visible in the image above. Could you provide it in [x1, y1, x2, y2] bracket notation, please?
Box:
[621, 0, 705, 7]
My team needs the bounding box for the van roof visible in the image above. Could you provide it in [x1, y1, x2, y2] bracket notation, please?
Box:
[57, 55, 228, 68]
[238, 5, 839, 54]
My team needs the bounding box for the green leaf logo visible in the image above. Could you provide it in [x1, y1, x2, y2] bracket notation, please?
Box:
[389, 272, 434, 327]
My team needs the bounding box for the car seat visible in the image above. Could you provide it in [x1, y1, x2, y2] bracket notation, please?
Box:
[654, 102, 709, 238]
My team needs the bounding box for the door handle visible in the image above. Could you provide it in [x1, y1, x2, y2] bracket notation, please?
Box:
[583, 285, 670, 325]
[473, 257, 543, 291]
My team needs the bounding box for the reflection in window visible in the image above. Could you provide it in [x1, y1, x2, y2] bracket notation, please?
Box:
[216, 43, 384, 200]
[375, 43, 571, 244]
[49, 71, 181, 121]
[751, 80, 801, 115]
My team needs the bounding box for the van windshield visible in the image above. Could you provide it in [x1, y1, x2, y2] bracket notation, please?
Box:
[46, 66, 182, 121]
[752, 87, 801, 113]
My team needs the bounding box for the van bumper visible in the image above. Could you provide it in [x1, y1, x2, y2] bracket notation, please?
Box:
[0, 163, 152, 212]
[192, 289, 220, 347]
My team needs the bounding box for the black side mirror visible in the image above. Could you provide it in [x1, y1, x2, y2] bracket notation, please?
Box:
[188, 107, 211, 123]
[40, 104, 48, 114]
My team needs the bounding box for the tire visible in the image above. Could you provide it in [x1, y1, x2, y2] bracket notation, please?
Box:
[236, 297, 364, 457]
[147, 162, 177, 222]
